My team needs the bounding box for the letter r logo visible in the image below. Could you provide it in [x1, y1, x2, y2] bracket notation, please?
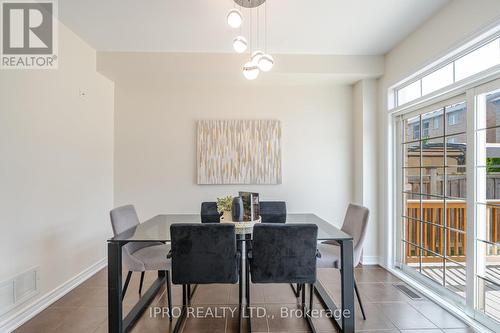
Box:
[2, 1, 53, 54]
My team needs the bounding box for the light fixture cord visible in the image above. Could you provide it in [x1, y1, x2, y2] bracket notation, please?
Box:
[265, 0, 268, 53]
[250, 5, 252, 54]
[257, 5, 259, 51]
[239, 4, 242, 36]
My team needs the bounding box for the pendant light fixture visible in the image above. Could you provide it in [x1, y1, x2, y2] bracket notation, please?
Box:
[258, 54, 274, 72]
[227, 8, 242, 28]
[233, 36, 248, 53]
[227, 0, 273, 80]
[251, 50, 264, 65]
[243, 61, 260, 80]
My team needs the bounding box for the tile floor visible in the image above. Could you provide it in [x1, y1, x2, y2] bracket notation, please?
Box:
[14, 266, 481, 333]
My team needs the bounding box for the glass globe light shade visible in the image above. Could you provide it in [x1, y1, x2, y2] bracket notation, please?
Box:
[243, 61, 260, 80]
[251, 50, 264, 65]
[233, 36, 248, 53]
[227, 9, 242, 28]
[258, 54, 274, 72]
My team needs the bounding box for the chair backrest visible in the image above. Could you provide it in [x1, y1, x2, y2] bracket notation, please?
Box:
[250, 224, 318, 284]
[110, 204, 140, 235]
[260, 201, 287, 223]
[200, 202, 221, 223]
[170, 223, 238, 284]
[341, 203, 370, 267]
[109, 205, 154, 256]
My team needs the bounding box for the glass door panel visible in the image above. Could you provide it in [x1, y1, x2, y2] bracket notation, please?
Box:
[475, 87, 500, 324]
[401, 97, 467, 298]
[397, 78, 500, 331]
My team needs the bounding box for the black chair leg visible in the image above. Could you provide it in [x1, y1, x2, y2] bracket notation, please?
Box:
[138, 271, 145, 295]
[187, 284, 191, 301]
[354, 279, 366, 320]
[166, 270, 172, 322]
[122, 271, 132, 300]
[290, 283, 300, 298]
[301, 284, 306, 317]
[246, 257, 250, 304]
[290, 283, 302, 297]
[173, 284, 188, 333]
[308, 283, 314, 315]
[239, 259, 242, 307]
[246, 255, 252, 333]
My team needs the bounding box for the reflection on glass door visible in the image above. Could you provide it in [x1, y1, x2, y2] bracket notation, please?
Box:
[475, 87, 500, 323]
[402, 98, 467, 299]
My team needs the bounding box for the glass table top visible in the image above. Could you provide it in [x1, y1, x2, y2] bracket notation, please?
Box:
[108, 213, 352, 243]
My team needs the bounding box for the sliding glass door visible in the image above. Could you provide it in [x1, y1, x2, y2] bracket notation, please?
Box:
[401, 96, 468, 300]
[396, 78, 500, 331]
[474, 81, 500, 323]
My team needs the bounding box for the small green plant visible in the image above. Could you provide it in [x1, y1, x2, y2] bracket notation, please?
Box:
[217, 196, 233, 213]
[487, 157, 500, 172]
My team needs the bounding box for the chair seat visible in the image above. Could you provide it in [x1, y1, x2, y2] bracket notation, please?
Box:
[316, 243, 340, 269]
[130, 244, 171, 271]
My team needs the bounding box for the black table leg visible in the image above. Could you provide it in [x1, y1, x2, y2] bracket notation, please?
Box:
[108, 242, 168, 333]
[340, 239, 355, 333]
[108, 242, 123, 333]
[303, 284, 318, 333]
[313, 239, 355, 333]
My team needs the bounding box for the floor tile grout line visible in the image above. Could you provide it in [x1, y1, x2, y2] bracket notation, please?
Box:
[405, 299, 469, 330]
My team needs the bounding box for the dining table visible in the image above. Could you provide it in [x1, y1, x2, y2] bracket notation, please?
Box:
[107, 213, 355, 333]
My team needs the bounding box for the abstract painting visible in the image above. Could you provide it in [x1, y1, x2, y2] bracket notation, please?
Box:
[197, 120, 282, 184]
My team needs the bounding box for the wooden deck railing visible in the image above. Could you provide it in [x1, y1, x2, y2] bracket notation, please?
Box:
[405, 200, 500, 263]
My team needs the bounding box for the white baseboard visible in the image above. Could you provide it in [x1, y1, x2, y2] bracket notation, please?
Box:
[361, 255, 380, 265]
[0, 258, 107, 333]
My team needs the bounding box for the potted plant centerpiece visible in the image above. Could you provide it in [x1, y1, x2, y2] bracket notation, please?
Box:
[217, 196, 233, 222]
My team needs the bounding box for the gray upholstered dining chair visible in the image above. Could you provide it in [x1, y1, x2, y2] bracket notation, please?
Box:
[260, 201, 287, 223]
[109, 205, 173, 319]
[200, 202, 221, 223]
[169, 223, 241, 332]
[316, 203, 369, 319]
[248, 224, 318, 322]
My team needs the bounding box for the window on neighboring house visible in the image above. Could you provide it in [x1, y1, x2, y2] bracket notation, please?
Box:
[433, 117, 440, 130]
[422, 121, 430, 138]
[448, 112, 458, 126]
[413, 124, 420, 140]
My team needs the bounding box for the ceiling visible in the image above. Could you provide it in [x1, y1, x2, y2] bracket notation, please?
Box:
[59, 0, 449, 55]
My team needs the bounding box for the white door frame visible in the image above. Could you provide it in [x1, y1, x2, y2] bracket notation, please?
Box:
[389, 73, 500, 332]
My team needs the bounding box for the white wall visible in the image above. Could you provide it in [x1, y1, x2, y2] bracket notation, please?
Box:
[112, 77, 353, 228]
[0, 21, 114, 328]
[352, 79, 379, 264]
[377, 0, 500, 266]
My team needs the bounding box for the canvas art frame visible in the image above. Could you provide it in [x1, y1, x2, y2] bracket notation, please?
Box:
[197, 119, 282, 185]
